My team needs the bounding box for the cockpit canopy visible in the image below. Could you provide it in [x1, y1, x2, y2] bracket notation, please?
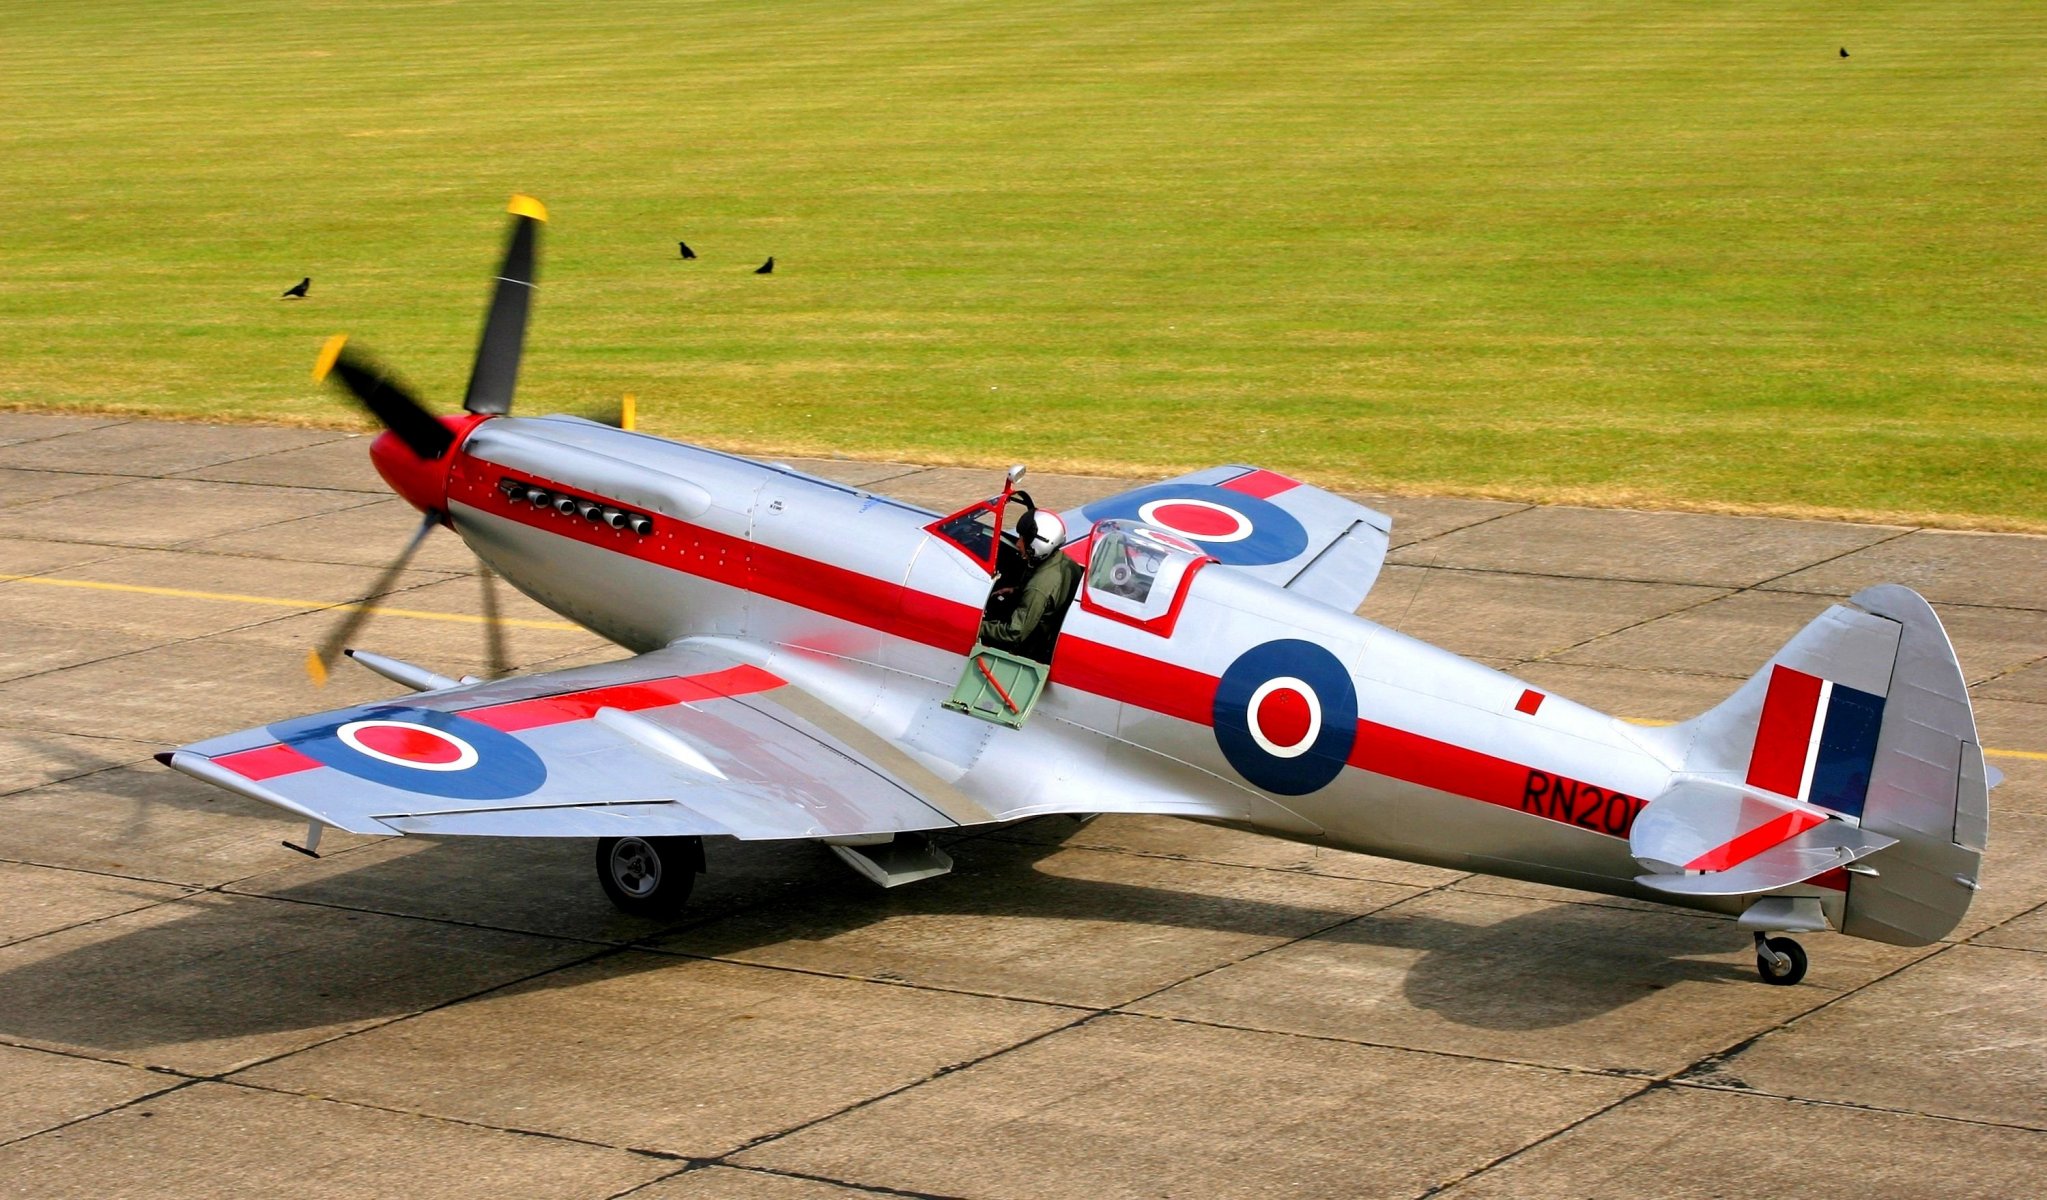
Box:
[1081, 520, 1210, 632]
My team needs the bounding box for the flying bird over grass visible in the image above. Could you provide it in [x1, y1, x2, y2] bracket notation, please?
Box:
[281, 278, 310, 299]
[754, 256, 774, 275]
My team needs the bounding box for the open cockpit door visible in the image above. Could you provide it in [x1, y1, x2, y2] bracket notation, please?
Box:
[935, 466, 1061, 728]
[945, 644, 1050, 729]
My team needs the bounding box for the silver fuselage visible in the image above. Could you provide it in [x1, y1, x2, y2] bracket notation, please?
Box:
[452, 417, 1743, 916]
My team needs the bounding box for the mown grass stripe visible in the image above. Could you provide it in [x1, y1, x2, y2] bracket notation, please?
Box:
[0, 2, 2040, 527]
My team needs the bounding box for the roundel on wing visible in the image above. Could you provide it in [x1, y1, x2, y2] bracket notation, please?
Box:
[1078, 484, 1307, 566]
[270, 705, 547, 800]
[1212, 639, 1357, 796]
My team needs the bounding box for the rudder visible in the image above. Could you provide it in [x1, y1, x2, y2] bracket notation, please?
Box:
[1841, 584, 1988, 944]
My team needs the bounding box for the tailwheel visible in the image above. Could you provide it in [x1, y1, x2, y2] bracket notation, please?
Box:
[596, 835, 702, 918]
[1754, 933, 1808, 986]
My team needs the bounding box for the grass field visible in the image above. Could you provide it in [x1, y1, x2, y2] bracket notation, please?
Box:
[2, 3, 2042, 529]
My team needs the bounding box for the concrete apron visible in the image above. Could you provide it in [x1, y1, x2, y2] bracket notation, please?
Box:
[0, 415, 2041, 1198]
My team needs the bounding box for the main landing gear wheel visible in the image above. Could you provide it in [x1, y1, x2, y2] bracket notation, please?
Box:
[596, 835, 701, 918]
[1754, 933, 1808, 986]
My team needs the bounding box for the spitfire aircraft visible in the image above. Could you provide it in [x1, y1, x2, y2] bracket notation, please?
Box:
[160, 197, 1994, 986]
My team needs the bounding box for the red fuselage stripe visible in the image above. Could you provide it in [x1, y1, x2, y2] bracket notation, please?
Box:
[1048, 638, 1218, 726]
[1044, 639, 1641, 835]
[1352, 720, 1646, 837]
[445, 454, 1652, 836]
[447, 460, 982, 655]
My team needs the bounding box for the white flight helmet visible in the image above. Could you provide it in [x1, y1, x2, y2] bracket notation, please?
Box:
[1024, 510, 1067, 561]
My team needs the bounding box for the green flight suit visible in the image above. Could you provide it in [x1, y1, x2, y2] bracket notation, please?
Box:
[979, 551, 1082, 663]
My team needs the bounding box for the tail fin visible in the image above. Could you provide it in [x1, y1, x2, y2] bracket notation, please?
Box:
[1633, 585, 1988, 945]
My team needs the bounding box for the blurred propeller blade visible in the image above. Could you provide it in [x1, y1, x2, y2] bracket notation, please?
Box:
[478, 562, 512, 680]
[305, 508, 441, 685]
[314, 334, 455, 460]
[462, 194, 547, 416]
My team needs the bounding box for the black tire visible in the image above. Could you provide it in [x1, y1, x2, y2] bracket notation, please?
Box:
[1756, 935, 1808, 986]
[595, 835, 700, 918]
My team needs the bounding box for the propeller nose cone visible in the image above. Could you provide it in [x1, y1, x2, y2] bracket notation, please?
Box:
[370, 414, 489, 515]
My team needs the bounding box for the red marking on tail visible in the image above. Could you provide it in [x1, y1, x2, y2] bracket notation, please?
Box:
[1684, 808, 1827, 872]
[1746, 665, 1823, 796]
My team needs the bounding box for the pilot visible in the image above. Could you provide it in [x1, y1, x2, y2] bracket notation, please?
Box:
[978, 510, 1081, 663]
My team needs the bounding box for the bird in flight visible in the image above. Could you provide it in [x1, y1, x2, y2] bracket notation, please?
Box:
[755, 256, 775, 275]
[281, 278, 310, 300]
[678, 241, 696, 260]
[1840, 47, 1849, 57]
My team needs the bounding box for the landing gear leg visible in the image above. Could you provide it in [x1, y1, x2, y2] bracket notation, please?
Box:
[595, 835, 703, 918]
[1754, 932, 1808, 986]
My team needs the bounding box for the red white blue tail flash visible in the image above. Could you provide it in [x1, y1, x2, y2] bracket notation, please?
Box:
[1745, 665, 1887, 818]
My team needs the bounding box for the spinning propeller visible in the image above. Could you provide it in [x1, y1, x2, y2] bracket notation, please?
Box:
[304, 195, 551, 685]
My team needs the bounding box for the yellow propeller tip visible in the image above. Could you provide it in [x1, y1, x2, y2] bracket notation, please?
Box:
[312, 333, 348, 383]
[621, 393, 636, 432]
[507, 194, 548, 222]
[304, 648, 329, 686]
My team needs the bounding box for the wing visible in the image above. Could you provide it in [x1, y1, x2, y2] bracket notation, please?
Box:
[1064, 465, 1391, 614]
[158, 644, 981, 841]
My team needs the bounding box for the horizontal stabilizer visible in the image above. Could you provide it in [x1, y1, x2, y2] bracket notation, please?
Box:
[1632, 778, 1896, 896]
[1631, 780, 1826, 874]
[1637, 821, 1896, 897]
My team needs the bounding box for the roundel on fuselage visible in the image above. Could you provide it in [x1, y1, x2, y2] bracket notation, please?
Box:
[1078, 484, 1307, 566]
[1212, 639, 1357, 796]
[270, 704, 547, 800]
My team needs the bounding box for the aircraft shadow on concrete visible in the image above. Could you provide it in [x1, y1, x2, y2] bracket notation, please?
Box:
[0, 816, 1752, 1059]
[1312, 895, 1749, 1031]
